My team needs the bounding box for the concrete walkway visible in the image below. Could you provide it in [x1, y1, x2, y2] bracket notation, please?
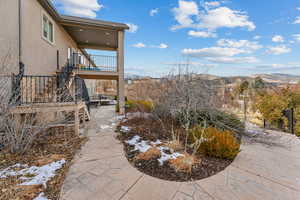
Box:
[61, 106, 300, 200]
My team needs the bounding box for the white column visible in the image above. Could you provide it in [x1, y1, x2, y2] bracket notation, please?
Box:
[117, 31, 125, 115]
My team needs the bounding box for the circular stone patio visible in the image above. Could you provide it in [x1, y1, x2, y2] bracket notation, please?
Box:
[61, 106, 300, 200]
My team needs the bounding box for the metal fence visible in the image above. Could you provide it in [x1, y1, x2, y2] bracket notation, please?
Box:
[263, 108, 296, 135]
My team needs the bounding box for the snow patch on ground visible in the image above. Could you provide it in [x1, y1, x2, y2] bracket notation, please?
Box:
[33, 192, 49, 200]
[117, 115, 126, 121]
[151, 140, 162, 146]
[126, 136, 184, 165]
[157, 146, 184, 166]
[126, 135, 141, 145]
[126, 112, 152, 119]
[133, 140, 152, 153]
[120, 126, 131, 133]
[0, 160, 65, 188]
[126, 136, 151, 152]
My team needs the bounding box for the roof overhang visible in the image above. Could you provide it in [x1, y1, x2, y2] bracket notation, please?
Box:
[37, 0, 129, 50]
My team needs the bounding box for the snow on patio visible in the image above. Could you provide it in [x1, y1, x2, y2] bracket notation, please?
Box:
[0, 159, 66, 188]
[126, 135, 184, 165]
[100, 125, 111, 129]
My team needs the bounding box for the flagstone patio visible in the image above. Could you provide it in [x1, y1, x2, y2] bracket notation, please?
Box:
[61, 106, 300, 200]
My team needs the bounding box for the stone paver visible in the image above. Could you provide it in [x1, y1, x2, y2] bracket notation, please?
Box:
[61, 106, 300, 200]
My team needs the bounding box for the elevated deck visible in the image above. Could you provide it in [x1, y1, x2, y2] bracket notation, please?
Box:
[74, 69, 119, 80]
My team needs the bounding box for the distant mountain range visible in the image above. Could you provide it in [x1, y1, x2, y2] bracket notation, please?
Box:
[125, 73, 300, 84]
[125, 74, 147, 80]
[250, 73, 300, 84]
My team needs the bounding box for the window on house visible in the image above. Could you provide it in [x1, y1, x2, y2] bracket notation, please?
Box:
[42, 14, 54, 43]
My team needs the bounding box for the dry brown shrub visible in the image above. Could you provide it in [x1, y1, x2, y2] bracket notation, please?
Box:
[135, 147, 161, 161]
[169, 153, 200, 173]
[165, 140, 183, 152]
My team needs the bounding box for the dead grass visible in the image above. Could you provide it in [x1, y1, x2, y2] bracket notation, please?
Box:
[164, 140, 183, 152]
[135, 147, 161, 161]
[169, 153, 200, 173]
[0, 126, 87, 200]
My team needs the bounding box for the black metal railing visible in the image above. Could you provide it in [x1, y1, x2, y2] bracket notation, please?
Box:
[9, 62, 25, 105]
[69, 53, 117, 72]
[8, 63, 90, 107]
[20, 75, 58, 104]
[17, 75, 90, 104]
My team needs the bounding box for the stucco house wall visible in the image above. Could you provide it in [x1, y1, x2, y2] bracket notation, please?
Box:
[0, 0, 84, 76]
[21, 0, 79, 75]
[0, 0, 20, 74]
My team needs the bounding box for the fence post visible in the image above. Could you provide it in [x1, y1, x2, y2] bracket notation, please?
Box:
[291, 108, 295, 135]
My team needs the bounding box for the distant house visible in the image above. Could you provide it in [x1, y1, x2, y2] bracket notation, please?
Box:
[0, 0, 128, 116]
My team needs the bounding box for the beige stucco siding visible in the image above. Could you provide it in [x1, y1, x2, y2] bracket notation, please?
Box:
[21, 0, 78, 75]
[0, 0, 19, 74]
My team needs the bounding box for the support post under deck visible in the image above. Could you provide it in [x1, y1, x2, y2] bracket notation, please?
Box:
[117, 31, 125, 115]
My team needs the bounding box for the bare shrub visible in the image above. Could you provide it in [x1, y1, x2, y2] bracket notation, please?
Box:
[151, 66, 221, 151]
[0, 53, 82, 154]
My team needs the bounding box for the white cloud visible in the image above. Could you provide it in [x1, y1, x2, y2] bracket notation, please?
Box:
[163, 62, 216, 68]
[297, 7, 300, 11]
[182, 38, 262, 64]
[172, 0, 199, 30]
[272, 35, 284, 43]
[182, 47, 246, 57]
[253, 35, 261, 40]
[198, 7, 255, 31]
[150, 8, 159, 16]
[206, 56, 259, 64]
[55, 0, 103, 18]
[133, 43, 168, 49]
[132, 43, 146, 48]
[293, 16, 300, 24]
[255, 63, 300, 71]
[204, 1, 221, 9]
[158, 43, 168, 49]
[266, 45, 291, 55]
[293, 34, 300, 41]
[188, 30, 217, 38]
[172, 1, 255, 32]
[150, 43, 169, 49]
[217, 39, 262, 51]
[126, 23, 139, 33]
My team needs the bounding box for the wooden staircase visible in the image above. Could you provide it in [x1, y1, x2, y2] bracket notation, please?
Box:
[79, 104, 91, 122]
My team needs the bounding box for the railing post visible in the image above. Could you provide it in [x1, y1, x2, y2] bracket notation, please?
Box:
[57, 50, 60, 70]
[89, 55, 91, 68]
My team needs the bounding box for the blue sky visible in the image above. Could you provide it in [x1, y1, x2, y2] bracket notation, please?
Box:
[53, 0, 300, 77]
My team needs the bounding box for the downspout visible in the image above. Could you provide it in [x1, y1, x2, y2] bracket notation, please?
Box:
[18, 0, 22, 65]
